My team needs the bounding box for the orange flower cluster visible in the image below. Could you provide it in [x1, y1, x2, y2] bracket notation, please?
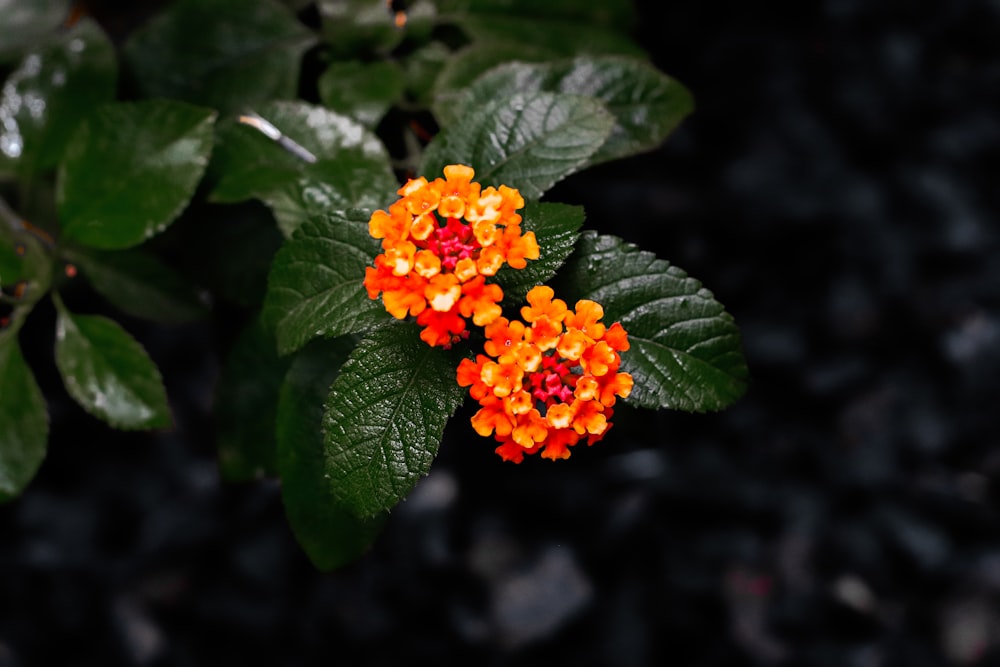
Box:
[457, 286, 633, 462]
[364, 165, 540, 347]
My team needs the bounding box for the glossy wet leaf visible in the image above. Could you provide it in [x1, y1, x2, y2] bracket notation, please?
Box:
[430, 42, 558, 124]
[261, 158, 397, 237]
[57, 100, 216, 250]
[211, 101, 390, 199]
[495, 201, 583, 305]
[0, 0, 68, 61]
[442, 56, 694, 163]
[0, 338, 48, 501]
[209, 101, 395, 235]
[318, 60, 405, 128]
[54, 304, 171, 430]
[554, 232, 748, 412]
[62, 247, 207, 324]
[0, 19, 117, 176]
[277, 337, 385, 570]
[421, 91, 614, 200]
[123, 0, 316, 112]
[215, 319, 290, 481]
[262, 210, 388, 356]
[322, 322, 466, 518]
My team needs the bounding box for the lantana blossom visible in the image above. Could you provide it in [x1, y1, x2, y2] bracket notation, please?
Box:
[364, 164, 540, 347]
[457, 286, 634, 462]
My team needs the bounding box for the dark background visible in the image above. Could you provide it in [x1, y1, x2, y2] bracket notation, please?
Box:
[3, 0, 1000, 665]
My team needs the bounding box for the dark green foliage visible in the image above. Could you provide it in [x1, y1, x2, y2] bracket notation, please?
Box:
[0, 0, 745, 570]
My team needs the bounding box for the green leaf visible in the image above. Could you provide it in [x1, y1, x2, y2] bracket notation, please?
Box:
[0, 19, 117, 176]
[277, 337, 385, 570]
[211, 101, 391, 199]
[0, 0, 68, 61]
[401, 41, 451, 107]
[449, 15, 643, 59]
[0, 220, 31, 286]
[262, 209, 388, 356]
[62, 247, 207, 324]
[447, 56, 694, 163]
[495, 201, 582, 304]
[215, 319, 290, 481]
[53, 301, 171, 429]
[0, 226, 52, 344]
[122, 0, 316, 112]
[322, 322, 466, 518]
[318, 60, 405, 128]
[262, 159, 398, 238]
[209, 100, 395, 236]
[430, 42, 558, 125]
[318, 0, 404, 56]
[427, 15, 643, 127]
[57, 99, 217, 250]
[0, 226, 54, 307]
[554, 232, 748, 412]
[0, 338, 48, 500]
[0, 234, 22, 283]
[421, 91, 614, 200]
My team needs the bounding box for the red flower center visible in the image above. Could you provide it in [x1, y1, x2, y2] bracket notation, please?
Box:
[528, 355, 577, 409]
[423, 216, 481, 271]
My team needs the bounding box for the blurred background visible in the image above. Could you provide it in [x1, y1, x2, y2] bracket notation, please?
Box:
[2, 0, 999, 665]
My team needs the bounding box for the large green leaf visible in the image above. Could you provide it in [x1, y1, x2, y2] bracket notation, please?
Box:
[317, 60, 405, 128]
[441, 56, 694, 163]
[215, 319, 290, 481]
[0, 338, 48, 501]
[53, 302, 171, 429]
[554, 232, 748, 412]
[0, 19, 117, 177]
[430, 42, 558, 123]
[62, 247, 207, 324]
[277, 337, 385, 570]
[494, 201, 583, 305]
[122, 0, 316, 112]
[421, 91, 614, 200]
[57, 100, 217, 250]
[209, 100, 395, 236]
[262, 159, 398, 238]
[0, 0, 68, 61]
[211, 101, 391, 199]
[322, 322, 466, 517]
[262, 209, 388, 356]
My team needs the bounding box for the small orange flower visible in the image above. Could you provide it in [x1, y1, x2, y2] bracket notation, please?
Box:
[456, 286, 633, 462]
[364, 165, 539, 347]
